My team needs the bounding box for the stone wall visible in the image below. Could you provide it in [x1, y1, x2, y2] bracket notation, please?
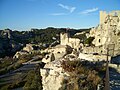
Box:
[60, 32, 80, 50]
[100, 11, 120, 25]
[82, 46, 106, 54]
[78, 53, 111, 62]
[100, 11, 107, 24]
[88, 11, 120, 56]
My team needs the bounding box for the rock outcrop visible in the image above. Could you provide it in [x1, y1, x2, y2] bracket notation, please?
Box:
[23, 44, 34, 52]
[40, 59, 69, 90]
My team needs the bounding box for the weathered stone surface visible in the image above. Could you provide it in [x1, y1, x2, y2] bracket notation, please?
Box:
[60, 32, 80, 50]
[42, 45, 73, 63]
[40, 11, 120, 90]
[78, 53, 111, 62]
[40, 59, 69, 90]
[13, 51, 28, 58]
[42, 53, 55, 63]
[83, 11, 120, 57]
[0, 29, 23, 57]
[23, 44, 33, 52]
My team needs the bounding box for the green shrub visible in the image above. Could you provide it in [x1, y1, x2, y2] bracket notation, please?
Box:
[23, 69, 42, 90]
[84, 37, 94, 46]
[0, 85, 10, 90]
[13, 63, 22, 69]
[60, 60, 102, 90]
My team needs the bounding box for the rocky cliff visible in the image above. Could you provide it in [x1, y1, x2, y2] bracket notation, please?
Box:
[40, 59, 69, 90]
[0, 28, 89, 58]
[0, 29, 23, 58]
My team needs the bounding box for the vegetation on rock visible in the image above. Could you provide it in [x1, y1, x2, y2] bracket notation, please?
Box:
[0, 28, 90, 58]
[60, 60, 105, 90]
[23, 67, 42, 90]
[84, 37, 94, 46]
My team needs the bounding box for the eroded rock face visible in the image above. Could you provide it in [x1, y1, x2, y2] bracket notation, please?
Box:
[42, 53, 55, 63]
[1, 29, 13, 39]
[83, 11, 120, 57]
[41, 69, 64, 90]
[40, 59, 69, 90]
[23, 44, 33, 52]
[0, 29, 23, 58]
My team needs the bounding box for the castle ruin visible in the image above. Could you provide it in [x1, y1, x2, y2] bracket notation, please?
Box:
[83, 11, 120, 57]
[60, 32, 80, 50]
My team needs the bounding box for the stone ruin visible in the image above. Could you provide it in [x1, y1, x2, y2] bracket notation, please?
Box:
[40, 10, 120, 90]
[83, 11, 120, 57]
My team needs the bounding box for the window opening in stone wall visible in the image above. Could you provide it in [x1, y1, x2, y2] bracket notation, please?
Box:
[57, 52, 60, 53]
[99, 39, 100, 42]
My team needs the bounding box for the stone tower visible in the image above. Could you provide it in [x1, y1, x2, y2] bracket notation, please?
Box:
[60, 32, 69, 45]
[100, 11, 107, 24]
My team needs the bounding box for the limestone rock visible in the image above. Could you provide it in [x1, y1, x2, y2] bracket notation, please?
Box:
[60, 32, 80, 50]
[23, 44, 33, 52]
[84, 11, 120, 57]
[13, 51, 28, 58]
[40, 59, 69, 90]
[42, 53, 55, 63]
[78, 53, 111, 62]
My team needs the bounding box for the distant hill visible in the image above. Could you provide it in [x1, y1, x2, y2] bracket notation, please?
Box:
[0, 27, 90, 58]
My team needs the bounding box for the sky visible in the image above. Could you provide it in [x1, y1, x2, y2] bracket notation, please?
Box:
[0, 0, 120, 31]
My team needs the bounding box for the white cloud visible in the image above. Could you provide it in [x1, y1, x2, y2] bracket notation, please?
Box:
[50, 13, 66, 16]
[70, 7, 76, 13]
[58, 3, 76, 13]
[80, 8, 98, 14]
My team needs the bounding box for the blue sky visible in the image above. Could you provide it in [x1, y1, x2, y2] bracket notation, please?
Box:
[0, 0, 120, 31]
